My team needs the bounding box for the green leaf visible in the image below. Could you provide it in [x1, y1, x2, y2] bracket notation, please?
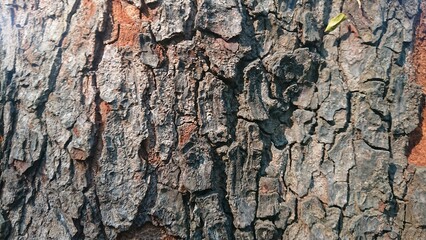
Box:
[325, 13, 348, 33]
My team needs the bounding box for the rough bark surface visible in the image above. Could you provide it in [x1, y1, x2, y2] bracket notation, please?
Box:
[1, 0, 426, 239]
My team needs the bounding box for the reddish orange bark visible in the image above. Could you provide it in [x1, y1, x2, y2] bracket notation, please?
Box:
[409, 2, 426, 166]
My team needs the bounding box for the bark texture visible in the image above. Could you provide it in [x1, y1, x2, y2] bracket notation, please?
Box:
[1, 0, 426, 239]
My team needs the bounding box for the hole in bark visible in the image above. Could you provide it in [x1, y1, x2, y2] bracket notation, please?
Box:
[138, 139, 149, 161]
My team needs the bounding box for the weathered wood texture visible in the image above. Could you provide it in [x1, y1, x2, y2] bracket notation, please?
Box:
[1, 0, 426, 239]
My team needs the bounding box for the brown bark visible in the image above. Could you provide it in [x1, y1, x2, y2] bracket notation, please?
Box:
[1, 0, 426, 239]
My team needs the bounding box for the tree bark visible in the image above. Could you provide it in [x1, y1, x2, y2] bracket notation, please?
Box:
[1, 0, 425, 239]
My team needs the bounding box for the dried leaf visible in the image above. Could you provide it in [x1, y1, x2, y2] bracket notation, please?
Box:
[325, 13, 348, 33]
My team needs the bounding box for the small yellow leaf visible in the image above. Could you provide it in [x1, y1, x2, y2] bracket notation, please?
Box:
[325, 13, 348, 33]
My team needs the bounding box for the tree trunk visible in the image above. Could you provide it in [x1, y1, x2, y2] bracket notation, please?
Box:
[1, 0, 425, 239]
